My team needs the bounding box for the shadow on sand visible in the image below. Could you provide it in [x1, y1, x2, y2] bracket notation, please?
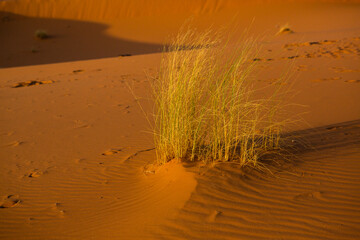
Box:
[257, 119, 360, 171]
[0, 12, 164, 68]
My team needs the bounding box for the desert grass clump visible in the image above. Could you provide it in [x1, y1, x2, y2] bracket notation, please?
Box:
[34, 29, 49, 39]
[276, 24, 294, 35]
[153, 27, 289, 167]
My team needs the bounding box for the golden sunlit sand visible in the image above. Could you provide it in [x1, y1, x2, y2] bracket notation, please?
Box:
[0, 0, 360, 239]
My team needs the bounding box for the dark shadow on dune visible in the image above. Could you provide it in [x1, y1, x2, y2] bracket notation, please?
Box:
[257, 119, 360, 170]
[282, 119, 360, 155]
[0, 12, 164, 68]
[183, 120, 360, 170]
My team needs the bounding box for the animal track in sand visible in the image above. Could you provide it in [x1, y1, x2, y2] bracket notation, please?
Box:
[119, 74, 130, 80]
[0, 131, 13, 136]
[284, 40, 337, 48]
[326, 125, 343, 131]
[252, 58, 275, 62]
[12, 80, 54, 88]
[121, 105, 131, 113]
[344, 79, 360, 83]
[253, 38, 359, 63]
[326, 122, 360, 132]
[72, 69, 84, 74]
[3, 141, 24, 147]
[258, 78, 287, 85]
[27, 170, 44, 178]
[281, 55, 300, 60]
[114, 104, 132, 113]
[330, 67, 360, 73]
[311, 77, 341, 82]
[102, 149, 122, 156]
[283, 37, 360, 59]
[118, 53, 132, 57]
[0, 195, 21, 208]
[125, 147, 155, 162]
[296, 65, 313, 71]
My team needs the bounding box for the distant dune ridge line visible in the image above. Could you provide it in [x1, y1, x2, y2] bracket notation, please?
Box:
[2, 0, 360, 21]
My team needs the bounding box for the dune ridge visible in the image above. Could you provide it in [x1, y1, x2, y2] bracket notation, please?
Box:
[2, 0, 360, 25]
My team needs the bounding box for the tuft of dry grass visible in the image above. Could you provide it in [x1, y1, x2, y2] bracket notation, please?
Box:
[34, 29, 49, 39]
[152, 27, 291, 167]
[31, 46, 39, 53]
[276, 24, 294, 35]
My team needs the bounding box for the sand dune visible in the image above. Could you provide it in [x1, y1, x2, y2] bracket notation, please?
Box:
[0, 0, 360, 239]
[2, 0, 360, 67]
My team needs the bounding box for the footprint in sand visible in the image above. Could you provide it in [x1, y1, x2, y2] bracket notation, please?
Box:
[293, 191, 325, 201]
[121, 105, 131, 113]
[2, 15, 11, 22]
[74, 124, 90, 129]
[50, 202, 66, 218]
[0, 195, 21, 208]
[102, 149, 122, 156]
[73, 120, 90, 129]
[143, 163, 157, 175]
[74, 158, 86, 164]
[27, 170, 44, 178]
[72, 69, 84, 74]
[286, 55, 300, 60]
[206, 210, 222, 222]
[12, 80, 54, 88]
[0, 131, 13, 136]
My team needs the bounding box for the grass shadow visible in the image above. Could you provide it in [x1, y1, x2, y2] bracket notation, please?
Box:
[256, 119, 360, 172]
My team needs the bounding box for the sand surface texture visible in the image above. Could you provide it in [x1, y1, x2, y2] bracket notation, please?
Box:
[1, 0, 360, 239]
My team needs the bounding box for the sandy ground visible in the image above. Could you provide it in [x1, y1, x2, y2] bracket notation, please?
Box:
[0, 0, 360, 239]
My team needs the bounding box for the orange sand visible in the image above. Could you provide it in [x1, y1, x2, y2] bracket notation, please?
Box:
[0, 0, 360, 239]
